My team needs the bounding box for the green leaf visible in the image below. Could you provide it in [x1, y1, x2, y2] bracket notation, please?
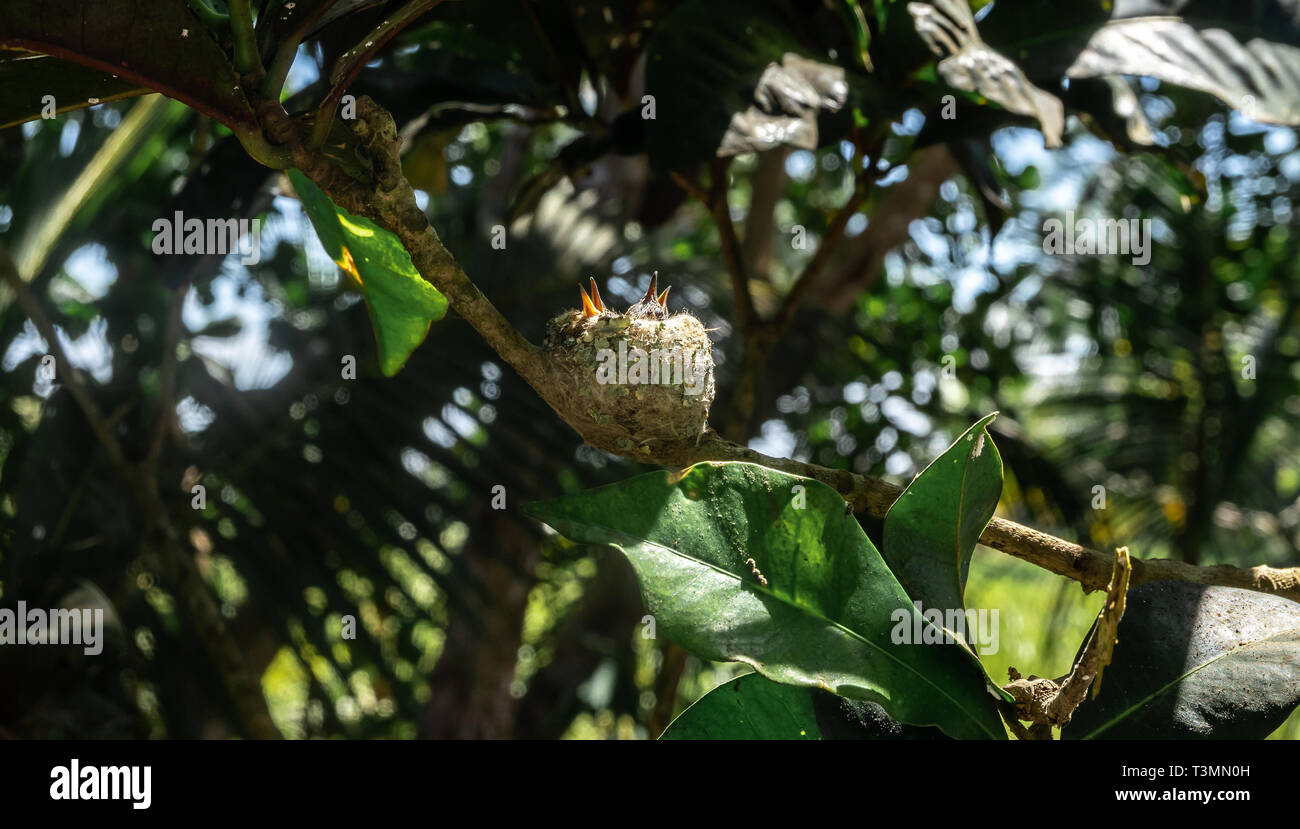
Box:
[661, 672, 953, 739]
[644, 0, 850, 174]
[0, 0, 257, 133]
[662, 674, 821, 739]
[883, 413, 1002, 618]
[1064, 583, 1300, 740]
[907, 1, 1065, 147]
[0, 52, 146, 130]
[524, 462, 1008, 740]
[288, 169, 447, 376]
[1065, 17, 1300, 126]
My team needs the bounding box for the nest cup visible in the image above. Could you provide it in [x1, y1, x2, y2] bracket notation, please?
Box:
[543, 309, 715, 457]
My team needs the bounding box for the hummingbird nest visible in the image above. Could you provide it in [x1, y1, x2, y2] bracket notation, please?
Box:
[543, 274, 716, 458]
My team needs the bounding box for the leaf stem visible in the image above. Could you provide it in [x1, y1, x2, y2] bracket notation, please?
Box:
[229, 0, 264, 76]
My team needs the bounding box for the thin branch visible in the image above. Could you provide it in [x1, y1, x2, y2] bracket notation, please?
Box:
[0, 243, 130, 476]
[310, 0, 441, 146]
[1002, 547, 1132, 734]
[229, 0, 265, 77]
[147, 280, 191, 466]
[673, 162, 756, 333]
[1046, 546, 1131, 723]
[261, 20, 307, 98]
[770, 165, 875, 333]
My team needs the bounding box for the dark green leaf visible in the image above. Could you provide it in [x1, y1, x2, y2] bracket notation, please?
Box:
[908, 1, 1064, 147]
[883, 412, 1002, 618]
[0, 52, 146, 130]
[661, 672, 953, 739]
[661, 673, 821, 739]
[1066, 17, 1300, 125]
[644, 0, 848, 173]
[0, 0, 257, 132]
[288, 169, 447, 376]
[1064, 583, 1300, 739]
[525, 462, 1008, 740]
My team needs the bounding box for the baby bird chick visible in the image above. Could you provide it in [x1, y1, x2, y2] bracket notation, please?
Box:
[626, 271, 671, 321]
[580, 272, 672, 321]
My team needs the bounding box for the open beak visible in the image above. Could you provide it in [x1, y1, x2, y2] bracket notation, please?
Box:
[641, 271, 659, 306]
[579, 284, 599, 318]
[589, 277, 606, 313]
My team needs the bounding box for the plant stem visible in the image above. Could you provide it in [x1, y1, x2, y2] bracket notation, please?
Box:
[229, 0, 264, 76]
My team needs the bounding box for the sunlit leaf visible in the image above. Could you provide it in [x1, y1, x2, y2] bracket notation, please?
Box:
[1067, 18, 1300, 126]
[1064, 582, 1300, 739]
[908, 0, 1064, 147]
[883, 412, 1002, 618]
[644, 0, 850, 173]
[289, 169, 447, 376]
[525, 462, 1009, 740]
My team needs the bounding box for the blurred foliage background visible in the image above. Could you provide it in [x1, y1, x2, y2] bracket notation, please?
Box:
[1, 0, 1299, 739]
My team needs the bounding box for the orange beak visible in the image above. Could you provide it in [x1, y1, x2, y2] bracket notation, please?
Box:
[579, 284, 599, 318]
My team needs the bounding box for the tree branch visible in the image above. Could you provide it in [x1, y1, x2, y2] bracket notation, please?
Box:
[310, 0, 441, 147]
[673, 161, 756, 333]
[656, 433, 1300, 603]
[769, 145, 881, 334]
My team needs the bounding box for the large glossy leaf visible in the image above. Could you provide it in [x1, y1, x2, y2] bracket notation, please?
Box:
[907, 0, 1064, 147]
[288, 169, 447, 376]
[661, 672, 951, 739]
[1064, 582, 1300, 739]
[883, 413, 1002, 618]
[524, 462, 1008, 740]
[267, 0, 387, 44]
[0, 0, 257, 132]
[1066, 17, 1300, 126]
[0, 52, 146, 130]
[644, 0, 849, 173]
[662, 673, 822, 739]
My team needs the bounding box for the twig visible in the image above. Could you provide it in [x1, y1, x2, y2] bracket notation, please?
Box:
[0, 244, 130, 476]
[310, 0, 441, 147]
[673, 162, 756, 332]
[706, 159, 756, 333]
[1002, 547, 1132, 733]
[147, 280, 190, 466]
[769, 165, 876, 333]
[1046, 546, 1131, 722]
[228, 0, 265, 77]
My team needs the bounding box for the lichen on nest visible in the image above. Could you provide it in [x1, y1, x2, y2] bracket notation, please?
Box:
[542, 274, 716, 458]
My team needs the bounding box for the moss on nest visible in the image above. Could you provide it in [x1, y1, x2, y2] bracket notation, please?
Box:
[543, 308, 715, 457]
